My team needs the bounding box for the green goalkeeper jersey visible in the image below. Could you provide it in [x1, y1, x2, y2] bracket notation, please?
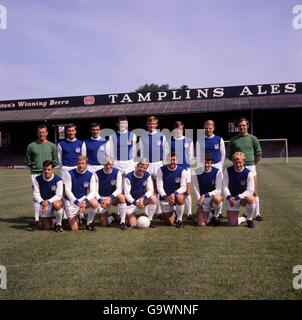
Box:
[25, 141, 58, 174]
[228, 134, 262, 166]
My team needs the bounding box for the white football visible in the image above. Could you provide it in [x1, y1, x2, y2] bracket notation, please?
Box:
[137, 216, 150, 229]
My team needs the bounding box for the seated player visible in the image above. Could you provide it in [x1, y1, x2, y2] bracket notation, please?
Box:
[192, 153, 223, 227]
[156, 153, 186, 228]
[124, 158, 157, 228]
[88, 155, 127, 231]
[223, 152, 256, 228]
[63, 156, 98, 231]
[32, 160, 64, 232]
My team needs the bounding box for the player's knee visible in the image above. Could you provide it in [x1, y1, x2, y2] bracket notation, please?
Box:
[89, 199, 98, 209]
[117, 194, 126, 203]
[52, 200, 63, 211]
[99, 213, 108, 226]
[149, 195, 157, 205]
[212, 195, 222, 204]
[245, 196, 255, 204]
[175, 194, 184, 205]
[127, 215, 137, 227]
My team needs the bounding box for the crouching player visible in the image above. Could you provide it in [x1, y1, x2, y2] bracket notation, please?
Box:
[89, 155, 127, 231]
[192, 153, 223, 227]
[156, 153, 186, 228]
[32, 160, 64, 232]
[124, 158, 157, 228]
[223, 152, 255, 228]
[63, 156, 98, 230]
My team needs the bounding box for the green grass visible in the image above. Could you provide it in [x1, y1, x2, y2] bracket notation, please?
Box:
[0, 158, 302, 300]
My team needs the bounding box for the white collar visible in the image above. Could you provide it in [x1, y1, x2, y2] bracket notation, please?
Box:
[43, 173, 54, 181]
[205, 134, 215, 139]
[67, 138, 77, 142]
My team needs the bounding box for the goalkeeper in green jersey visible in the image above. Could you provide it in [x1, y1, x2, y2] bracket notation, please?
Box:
[25, 124, 58, 227]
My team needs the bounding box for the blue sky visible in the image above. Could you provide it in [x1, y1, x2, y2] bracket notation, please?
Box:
[0, 0, 301, 100]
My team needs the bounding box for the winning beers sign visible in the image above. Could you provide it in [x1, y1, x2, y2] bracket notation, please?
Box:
[0, 82, 300, 111]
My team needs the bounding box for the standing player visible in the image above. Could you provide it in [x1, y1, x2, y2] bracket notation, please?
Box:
[32, 160, 64, 232]
[57, 123, 83, 224]
[25, 124, 58, 227]
[124, 158, 157, 228]
[89, 155, 127, 231]
[57, 123, 83, 179]
[192, 154, 223, 227]
[156, 153, 186, 228]
[223, 152, 255, 228]
[138, 116, 169, 218]
[170, 121, 194, 220]
[82, 122, 110, 173]
[228, 118, 263, 221]
[196, 120, 225, 170]
[108, 117, 137, 175]
[63, 156, 98, 231]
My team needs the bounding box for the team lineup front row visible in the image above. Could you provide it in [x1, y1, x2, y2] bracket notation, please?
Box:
[33, 151, 257, 232]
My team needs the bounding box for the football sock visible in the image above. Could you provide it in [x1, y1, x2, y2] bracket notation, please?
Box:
[238, 216, 246, 225]
[218, 196, 223, 215]
[54, 208, 63, 225]
[254, 197, 260, 217]
[80, 213, 84, 220]
[117, 203, 127, 224]
[87, 208, 97, 225]
[185, 195, 192, 216]
[207, 211, 213, 224]
[146, 204, 156, 221]
[246, 203, 255, 221]
[34, 202, 40, 221]
[107, 215, 115, 224]
[213, 202, 222, 218]
[62, 198, 68, 219]
[156, 194, 162, 214]
[176, 204, 185, 221]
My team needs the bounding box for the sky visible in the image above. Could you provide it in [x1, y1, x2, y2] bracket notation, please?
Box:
[0, 0, 301, 100]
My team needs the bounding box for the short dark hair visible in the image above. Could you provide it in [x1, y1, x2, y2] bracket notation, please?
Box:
[43, 160, 54, 168]
[37, 124, 48, 131]
[117, 117, 128, 122]
[65, 123, 77, 131]
[173, 121, 184, 129]
[237, 117, 249, 126]
[90, 122, 101, 129]
[205, 153, 215, 163]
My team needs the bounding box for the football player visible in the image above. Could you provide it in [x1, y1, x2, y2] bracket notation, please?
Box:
[108, 117, 137, 176]
[170, 121, 194, 220]
[138, 116, 169, 218]
[156, 153, 186, 228]
[124, 158, 157, 228]
[63, 156, 98, 230]
[223, 152, 255, 228]
[32, 160, 63, 232]
[192, 153, 223, 226]
[82, 122, 110, 173]
[89, 155, 127, 231]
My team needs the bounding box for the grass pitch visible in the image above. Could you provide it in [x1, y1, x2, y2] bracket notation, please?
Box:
[0, 158, 301, 300]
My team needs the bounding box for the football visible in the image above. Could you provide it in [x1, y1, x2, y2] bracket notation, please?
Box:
[137, 216, 150, 229]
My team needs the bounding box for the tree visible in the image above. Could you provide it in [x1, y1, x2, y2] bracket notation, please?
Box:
[135, 83, 189, 92]
[135, 83, 170, 92]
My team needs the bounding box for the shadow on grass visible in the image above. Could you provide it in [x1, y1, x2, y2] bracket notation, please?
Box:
[0, 216, 41, 231]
